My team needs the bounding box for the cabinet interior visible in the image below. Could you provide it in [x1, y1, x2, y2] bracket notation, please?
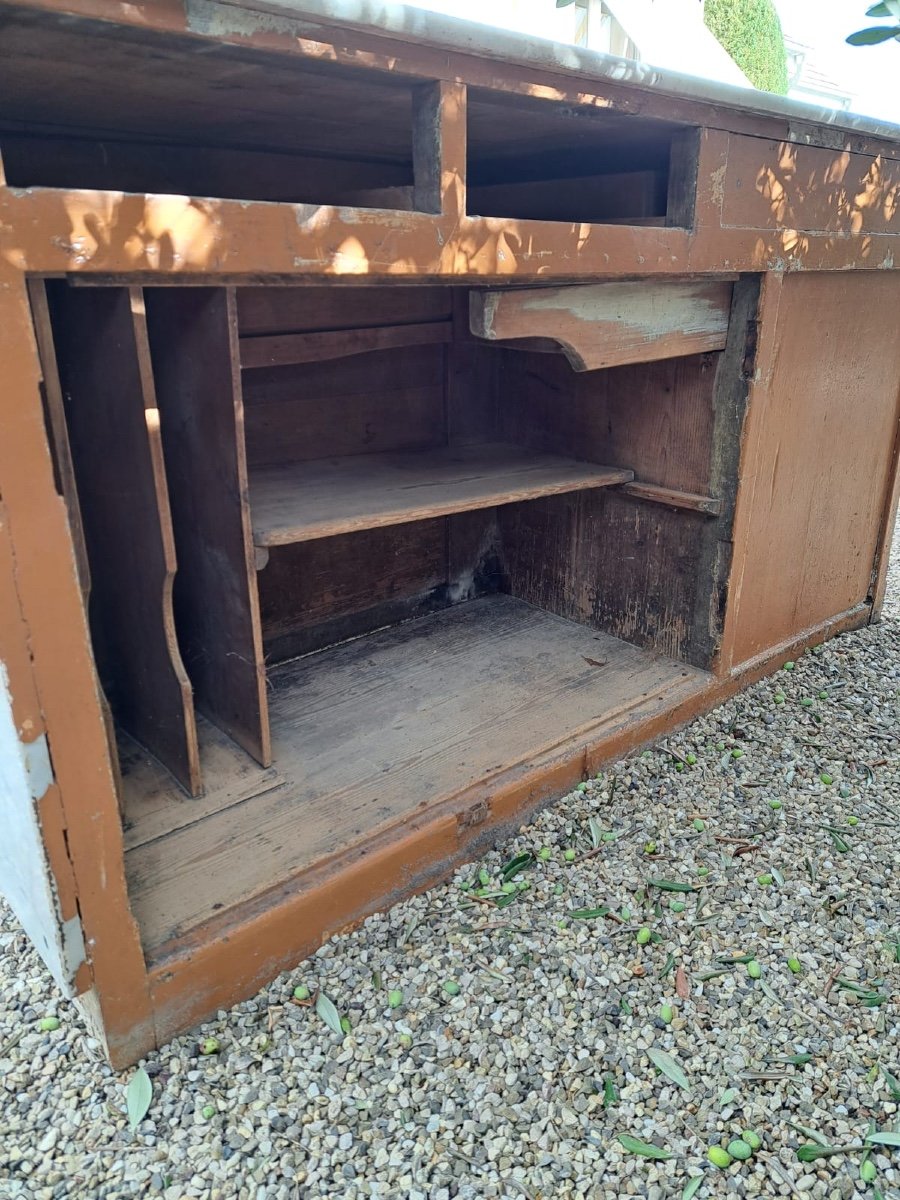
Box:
[33, 277, 752, 956]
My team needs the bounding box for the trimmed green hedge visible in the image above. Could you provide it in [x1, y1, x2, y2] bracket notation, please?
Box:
[704, 0, 789, 94]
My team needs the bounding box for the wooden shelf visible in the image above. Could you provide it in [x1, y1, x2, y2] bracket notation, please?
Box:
[249, 443, 634, 547]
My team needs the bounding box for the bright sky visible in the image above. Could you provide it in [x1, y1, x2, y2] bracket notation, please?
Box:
[402, 0, 899, 124]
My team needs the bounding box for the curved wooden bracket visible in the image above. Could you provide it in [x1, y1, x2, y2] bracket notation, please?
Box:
[470, 279, 732, 371]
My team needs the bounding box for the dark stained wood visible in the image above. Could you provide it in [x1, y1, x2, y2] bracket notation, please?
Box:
[123, 595, 709, 951]
[666, 127, 701, 228]
[259, 518, 451, 663]
[0, 9, 418, 163]
[47, 283, 201, 795]
[249, 443, 634, 546]
[236, 286, 454, 336]
[0, 131, 413, 207]
[471, 280, 732, 371]
[412, 80, 444, 214]
[144, 287, 271, 767]
[468, 169, 667, 224]
[619, 482, 721, 515]
[27, 278, 127, 817]
[242, 343, 447, 468]
[239, 320, 451, 369]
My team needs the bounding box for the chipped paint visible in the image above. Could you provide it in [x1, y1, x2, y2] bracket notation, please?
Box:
[0, 664, 85, 994]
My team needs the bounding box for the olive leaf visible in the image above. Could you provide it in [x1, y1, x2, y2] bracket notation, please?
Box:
[315, 991, 344, 1038]
[569, 906, 610, 920]
[647, 1048, 691, 1093]
[682, 1176, 703, 1200]
[126, 1066, 152, 1132]
[867, 1131, 900, 1147]
[648, 879, 696, 892]
[617, 1133, 674, 1160]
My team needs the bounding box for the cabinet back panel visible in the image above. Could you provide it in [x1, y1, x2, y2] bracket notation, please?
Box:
[243, 345, 446, 467]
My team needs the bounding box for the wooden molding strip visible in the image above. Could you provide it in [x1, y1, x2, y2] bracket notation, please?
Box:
[619, 481, 722, 515]
[470, 279, 732, 371]
[239, 320, 452, 369]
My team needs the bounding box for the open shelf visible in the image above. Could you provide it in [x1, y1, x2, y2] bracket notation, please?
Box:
[249, 443, 633, 547]
[122, 595, 709, 953]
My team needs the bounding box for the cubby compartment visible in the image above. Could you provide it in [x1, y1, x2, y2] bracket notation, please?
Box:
[466, 88, 699, 226]
[0, 9, 419, 208]
[32, 276, 753, 956]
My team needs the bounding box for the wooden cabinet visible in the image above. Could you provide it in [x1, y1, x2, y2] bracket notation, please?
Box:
[1, 0, 898, 1067]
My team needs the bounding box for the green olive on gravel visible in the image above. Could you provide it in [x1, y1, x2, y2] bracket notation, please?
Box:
[742, 1131, 762, 1151]
[636, 927, 652, 946]
[501, 882, 517, 894]
[443, 980, 461, 996]
[787, 957, 802, 974]
[731, 748, 744, 759]
[697, 866, 710, 877]
[860, 1159, 877, 1184]
[769, 799, 783, 810]
[847, 815, 859, 826]
[538, 847, 552, 860]
[388, 989, 403, 1009]
[728, 1139, 753, 1161]
[38, 1017, 60, 1032]
[564, 848, 577, 862]
[708, 1147, 732, 1168]
[670, 900, 686, 913]
[783, 661, 795, 671]
[659, 1004, 674, 1024]
[820, 773, 834, 786]
[686, 753, 697, 765]
[747, 960, 762, 979]
[201, 1105, 215, 1120]
[757, 873, 774, 886]
[293, 985, 310, 1000]
[774, 694, 786, 705]
[200, 1037, 220, 1055]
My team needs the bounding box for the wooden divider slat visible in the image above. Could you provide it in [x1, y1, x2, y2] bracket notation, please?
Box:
[47, 284, 202, 796]
[239, 320, 451, 369]
[145, 288, 271, 768]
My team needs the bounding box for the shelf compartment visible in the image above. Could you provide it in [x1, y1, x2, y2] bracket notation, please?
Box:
[249, 443, 633, 547]
[122, 594, 710, 952]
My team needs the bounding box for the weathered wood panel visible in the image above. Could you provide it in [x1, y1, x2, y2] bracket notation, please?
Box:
[239, 321, 451, 369]
[249, 444, 632, 546]
[728, 271, 900, 664]
[124, 595, 709, 951]
[236, 286, 454, 336]
[242, 344, 446, 467]
[471, 281, 732, 371]
[48, 285, 201, 796]
[721, 137, 900, 235]
[145, 288, 271, 767]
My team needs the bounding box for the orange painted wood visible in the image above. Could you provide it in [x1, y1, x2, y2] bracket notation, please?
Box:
[249, 444, 633, 546]
[470, 280, 732, 370]
[721, 137, 900, 236]
[727, 271, 900, 666]
[239, 320, 452, 368]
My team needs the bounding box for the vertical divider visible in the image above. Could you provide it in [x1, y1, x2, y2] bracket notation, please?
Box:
[27, 278, 127, 817]
[144, 287, 271, 768]
[47, 283, 202, 796]
[413, 80, 467, 219]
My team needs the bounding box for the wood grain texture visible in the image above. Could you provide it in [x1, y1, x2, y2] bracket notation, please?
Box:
[471, 280, 732, 371]
[727, 271, 900, 665]
[236, 286, 454, 336]
[618, 482, 720, 515]
[249, 443, 633, 546]
[239, 320, 451, 369]
[242, 343, 446, 468]
[123, 595, 708, 951]
[722, 137, 900, 234]
[47, 284, 201, 796]
[144, 287, 271, 766]
[258, 518, 450, 662]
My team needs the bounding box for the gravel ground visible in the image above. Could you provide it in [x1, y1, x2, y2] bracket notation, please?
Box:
[2, 525, 899, 1200]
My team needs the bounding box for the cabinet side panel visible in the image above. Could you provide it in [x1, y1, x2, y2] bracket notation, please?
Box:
[728, 271, 900, 665]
